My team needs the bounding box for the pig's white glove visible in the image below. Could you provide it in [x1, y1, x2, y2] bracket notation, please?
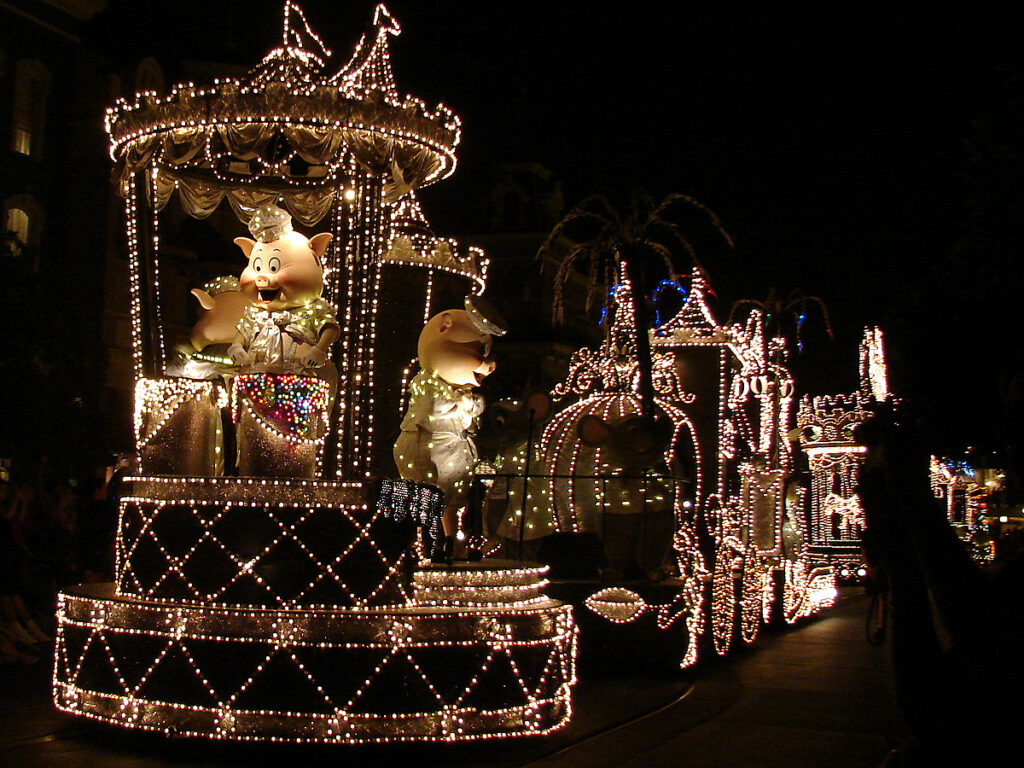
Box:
[301, 346, 328, 368]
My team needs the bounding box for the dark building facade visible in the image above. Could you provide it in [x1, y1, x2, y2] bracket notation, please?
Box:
[0, 0, 114, 477]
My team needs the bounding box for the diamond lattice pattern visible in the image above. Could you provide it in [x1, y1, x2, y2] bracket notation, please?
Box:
[117, 498, 414, 608]
[56, 618, 573, 728]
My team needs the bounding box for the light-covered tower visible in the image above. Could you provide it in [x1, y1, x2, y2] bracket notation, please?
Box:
[797, 326, 888, 577]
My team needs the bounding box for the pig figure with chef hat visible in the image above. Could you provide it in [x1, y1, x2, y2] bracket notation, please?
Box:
[394, 296, 507, 562]
[228, 203, 339, 379]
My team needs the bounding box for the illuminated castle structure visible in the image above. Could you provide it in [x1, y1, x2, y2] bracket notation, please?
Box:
[53, 3, 575, 743]
[929, 456, 1002, 563]
[796, 327, 888, 579]
[502, 270, 834, 669]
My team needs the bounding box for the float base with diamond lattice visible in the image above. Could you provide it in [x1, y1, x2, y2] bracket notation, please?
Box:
[54, 569, 576, 743]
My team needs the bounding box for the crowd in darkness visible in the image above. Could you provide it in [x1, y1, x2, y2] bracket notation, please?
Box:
[0, 460, 125, 664]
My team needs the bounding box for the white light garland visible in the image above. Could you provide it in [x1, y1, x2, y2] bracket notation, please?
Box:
[584, 588, 648, 624]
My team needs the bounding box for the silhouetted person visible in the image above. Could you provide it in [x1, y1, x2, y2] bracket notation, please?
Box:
[30, 482, 79, 591]
[76, 467, 120, 583]
[858, 402, 1024, 766]
[0, 480, 49, 663]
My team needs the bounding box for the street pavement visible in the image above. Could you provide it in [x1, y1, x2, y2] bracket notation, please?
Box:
[527, 590, 908, 768]
[0, 589, 906, 767]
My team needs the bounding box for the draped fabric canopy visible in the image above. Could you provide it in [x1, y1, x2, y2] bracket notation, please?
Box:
[147, 170, 339, 227]
[109, 85, 460, 225]
[106, 1, 461, 227]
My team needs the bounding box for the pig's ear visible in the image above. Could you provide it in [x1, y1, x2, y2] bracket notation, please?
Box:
[191, 288, 215, 311]
[234, 237, 256, 259]
[436, 312, 454, 334]
[308, 233, 332, 267]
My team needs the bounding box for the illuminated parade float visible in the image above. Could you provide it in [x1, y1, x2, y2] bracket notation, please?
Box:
[52, 4, 576, 742]
[482, 270, 837, 667]
[49, 0, 852, 746]
[646, 273, 835, 649]
[929, 456, 1004, 564]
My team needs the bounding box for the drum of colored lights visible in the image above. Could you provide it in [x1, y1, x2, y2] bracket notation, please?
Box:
[232, 374, 331, 439]
[54, 582, 576, 743]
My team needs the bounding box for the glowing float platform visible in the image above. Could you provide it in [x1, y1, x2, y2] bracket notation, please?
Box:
[54, 564, 575, 743]
[54, 478, 576, 742]
[55, 1, 581, 744]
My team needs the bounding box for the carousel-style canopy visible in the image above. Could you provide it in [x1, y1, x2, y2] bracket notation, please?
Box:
[383, 194, 488, 292]
[105, 2, 461, 225]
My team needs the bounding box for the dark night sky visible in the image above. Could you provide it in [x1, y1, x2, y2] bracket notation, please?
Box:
[88, 1, 1022, 454]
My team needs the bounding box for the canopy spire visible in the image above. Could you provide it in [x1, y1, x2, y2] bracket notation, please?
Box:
[332, 3, 402, 99]
[282, 0, 331, 59]
[247, 1, 330, 89]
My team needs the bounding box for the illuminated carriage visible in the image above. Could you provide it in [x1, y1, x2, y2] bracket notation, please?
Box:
[649, 272, 836, 652]
[53, 3, 575, 743]
[490, 270, 834, 669]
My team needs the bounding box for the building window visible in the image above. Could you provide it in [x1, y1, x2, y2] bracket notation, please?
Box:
[502, 190, 524, 230]
[6, 208, 29, 251]
[4, 194, 44, 268]
[11, 59, 50, 158]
